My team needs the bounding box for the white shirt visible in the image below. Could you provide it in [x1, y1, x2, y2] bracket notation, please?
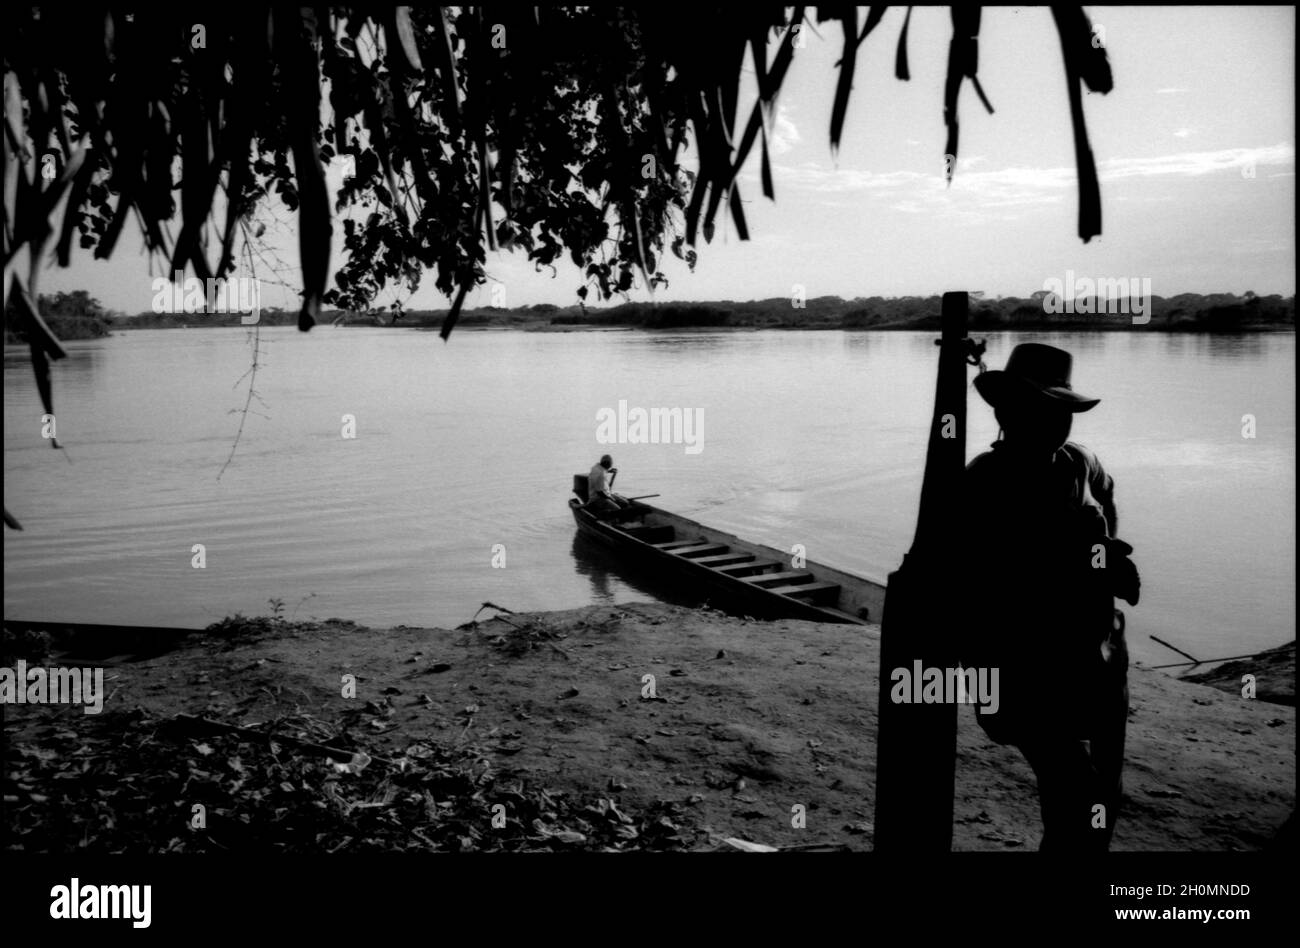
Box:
[589, 463, 612, 499]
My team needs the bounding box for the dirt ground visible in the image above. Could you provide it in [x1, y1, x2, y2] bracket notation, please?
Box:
[1185, 643, 1295, 706]
[5, 603, 1294, 851]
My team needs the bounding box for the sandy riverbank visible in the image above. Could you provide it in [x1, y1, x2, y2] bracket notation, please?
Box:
[4, 604, 1294, 852]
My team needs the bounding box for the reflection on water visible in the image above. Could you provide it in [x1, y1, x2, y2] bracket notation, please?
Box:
[569, 531, 703, 610]
[1184, 332, 1275, 360]
[639, 332, 733, 354]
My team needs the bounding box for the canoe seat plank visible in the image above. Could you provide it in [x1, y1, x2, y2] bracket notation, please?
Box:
[653, 538, 707, 550]
[716, 559, 780, 576]
[670, 543, 730, 558]
[693, 553, 756, 568]
[743, 570, 814, 587]
[769, 582, 842, 605]
[621, 525, 675, 544]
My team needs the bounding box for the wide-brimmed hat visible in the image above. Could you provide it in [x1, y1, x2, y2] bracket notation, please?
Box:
[973, 342, 1099, 412]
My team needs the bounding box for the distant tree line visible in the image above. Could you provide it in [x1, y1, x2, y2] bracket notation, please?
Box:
[26, 291, 1295, 340]
[361, 292, 1296, 332]
[3, 291, 116, 344]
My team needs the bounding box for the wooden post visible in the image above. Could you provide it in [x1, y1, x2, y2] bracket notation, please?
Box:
[873, 291, 968, 851]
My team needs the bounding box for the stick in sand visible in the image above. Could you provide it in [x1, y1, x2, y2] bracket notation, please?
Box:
[1149, 634, 1201, 665]
[1148, 651, 1266, 670]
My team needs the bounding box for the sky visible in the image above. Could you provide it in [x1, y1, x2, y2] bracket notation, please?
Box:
[39, 5, 1298, 314]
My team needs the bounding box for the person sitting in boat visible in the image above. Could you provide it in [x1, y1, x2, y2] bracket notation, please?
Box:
[961, 342, 1140, 852]
[587, 455, 631, 515]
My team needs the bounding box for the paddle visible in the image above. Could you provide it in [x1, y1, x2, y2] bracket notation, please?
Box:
[607, 468, 658, 503]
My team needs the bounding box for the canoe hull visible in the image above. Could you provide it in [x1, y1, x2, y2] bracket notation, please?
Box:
[569, 499, 886, 625]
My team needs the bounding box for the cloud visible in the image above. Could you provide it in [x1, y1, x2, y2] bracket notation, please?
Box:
[767, 105, 801, 156]
[1155, 87, 1187, 95]
[728, 142, 1295, 234]
[1173, 128, 1192, 139]
[1100, 142, 1294, 179]
[745, 143, 1296, 213]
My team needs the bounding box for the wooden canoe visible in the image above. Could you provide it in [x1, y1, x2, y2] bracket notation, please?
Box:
[569, 476, 886, 625]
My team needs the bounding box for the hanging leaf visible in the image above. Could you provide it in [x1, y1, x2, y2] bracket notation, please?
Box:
[1050, 7, 1105, 243]
[895, 6, 913, 80]
[830, 8, 859, 154]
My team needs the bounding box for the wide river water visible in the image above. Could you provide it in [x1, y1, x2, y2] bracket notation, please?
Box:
[4, 326, 1294, 667]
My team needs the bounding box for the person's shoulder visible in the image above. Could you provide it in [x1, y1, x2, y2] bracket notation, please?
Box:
[1062, 442, 1110, 480]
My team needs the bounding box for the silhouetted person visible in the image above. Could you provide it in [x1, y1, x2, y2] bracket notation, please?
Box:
[587, 454, 630, 516]
[962, 343, 1139, 851]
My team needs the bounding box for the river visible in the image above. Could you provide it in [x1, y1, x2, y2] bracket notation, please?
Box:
[4, 326, 1294, 667]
